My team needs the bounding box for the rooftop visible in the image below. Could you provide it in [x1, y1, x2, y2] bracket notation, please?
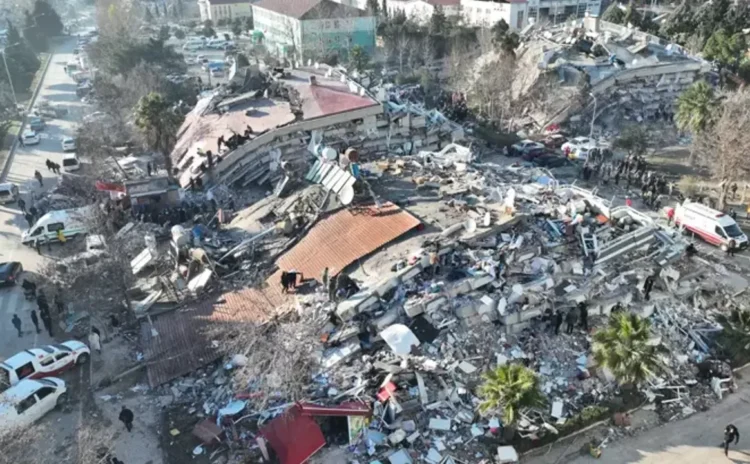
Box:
[252, 0, 369, 19]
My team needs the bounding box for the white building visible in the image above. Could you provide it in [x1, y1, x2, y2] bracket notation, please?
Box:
[198, 0, 255, 22]
[387, 0, 600, 28]
[252, 0, 377, 61]
[386, 0, 461, 23]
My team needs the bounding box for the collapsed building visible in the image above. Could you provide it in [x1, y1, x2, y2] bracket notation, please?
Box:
[471, 15, 710, 132]
[171, 64, 465, 191]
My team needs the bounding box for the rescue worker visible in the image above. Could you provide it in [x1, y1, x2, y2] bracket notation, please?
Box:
[30, 309, 40, 334]
[565, 308, 578, 334]
[34, 170, 43, 187]
[643, 272, 656, 301]
[578, 301, 589, 331]
[11, 314, 22, 337]
[118, 406, 134, 432]
[554, 310, 564, 335]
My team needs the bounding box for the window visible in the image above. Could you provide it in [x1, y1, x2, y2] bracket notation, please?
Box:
[40, 357, 54, 367]
[55, 353, 70, 362]
[40, 346, 55, 354]
[30, 227, 42, 237]
[15, 362, 34, 380]
[36, 387, 55, 400]
[16, 395, 37, 414]
[715, 226, 727, 239]
[47, 223, 64, 233]
[725, 224, 743, 238]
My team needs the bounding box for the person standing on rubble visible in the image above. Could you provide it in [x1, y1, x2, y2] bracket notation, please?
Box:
[643, 272, 656, 301]
[554, 310, 564, 335]
[727, 239, 737, 257]
[565, 308, 578, 334]
[723, 424, 740, 456]
[578, 301, 589, 331]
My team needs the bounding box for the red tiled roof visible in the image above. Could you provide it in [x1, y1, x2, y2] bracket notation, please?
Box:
[142, 203, 420, 386]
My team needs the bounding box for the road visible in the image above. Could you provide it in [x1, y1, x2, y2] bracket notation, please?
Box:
[0, 37, 86, 357]
[525, 373, 750, 464]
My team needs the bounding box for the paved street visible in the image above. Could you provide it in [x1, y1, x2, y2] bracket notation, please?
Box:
[0, 37, 85, 357]
[525, 371, 750, 464]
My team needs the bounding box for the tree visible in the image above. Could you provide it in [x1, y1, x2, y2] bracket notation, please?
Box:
[245, 15, 254, 31]
[703, 28, 746, 73]
[1, 22, 40, 93]
[366, 0, 380, 16]
[24, 11, 48, 51]
[429, 5, 447, 35]
[202, 20, 216, 38]
[134, 92, 184, 176]
[382, 0, 388, 17]
[613, 125, 649, 157]
[477, 364, 546, 425]
[676, 80, 719, 164]
[491, 19, 519, 57]
[696, 89, 750, 208]
[87, 36, 186, 76]
[157, 25, 170, 41]
[174, 28, 186, 40]
[602, 3, 625, 24]
[231, 18, 243, 38]
[592, 312, 663, 387]
[717, 308, 750, 361]
[349, 45, 369, 73]
[32, 0, 63, 36]
[623, 2, 642, 27]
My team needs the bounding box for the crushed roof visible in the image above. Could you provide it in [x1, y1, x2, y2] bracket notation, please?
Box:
[142, 202, 420, 386]
[252, 0, 368, 19]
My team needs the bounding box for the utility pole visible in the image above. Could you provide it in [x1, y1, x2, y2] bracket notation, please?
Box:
[589, 92, 597, 138]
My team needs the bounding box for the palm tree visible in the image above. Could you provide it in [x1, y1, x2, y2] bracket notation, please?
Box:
[716, 308, 750, 356]
[675, 80, 718, 164]
[477, 364, 546, 425]
[592, 313, 663, 387]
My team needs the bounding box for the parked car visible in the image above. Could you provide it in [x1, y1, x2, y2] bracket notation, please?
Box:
[562, 136, 597, 160]
[61, 137, 76, 152]
[0, 261, 23, 286]
[61, 153, 81, 172]
[0, 378, 67, 435]
[210, 68, 224, 78]
[510, 139, 544, 156]
[28, 116, 45, 131]
[522, 147, 549, 162]
[22, 130, 40, 146]
[542, 134, 567, 149]
[0, 183, 19, 204]
[0, 341, 91, 390]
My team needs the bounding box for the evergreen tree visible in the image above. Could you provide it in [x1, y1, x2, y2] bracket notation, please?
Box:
[2, 21, 40, 93]
[366, 0, 380, 16]
[32, 0, 63, 36]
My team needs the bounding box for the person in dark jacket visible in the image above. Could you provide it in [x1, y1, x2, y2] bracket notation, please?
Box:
[11, 314, 22, 337]
[40, 310, 53, 337]
[17, 198, 26, 214]
[565, 308, 578, 334]
[30, 309, 40, 334]
[724, 424, 740, 456]
[554, 310, 564, 335]
[578, 301, 589, 331]
[119, 406, 134, 432]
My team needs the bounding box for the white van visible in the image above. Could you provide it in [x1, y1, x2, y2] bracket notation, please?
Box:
[674, 201, 748, 250]
[21, 207, 90, 245]
[0, 378, 67, 435]
[62, 153, 81, 172]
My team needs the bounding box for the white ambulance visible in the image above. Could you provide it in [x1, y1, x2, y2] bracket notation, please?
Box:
[674, 201, 748, 251]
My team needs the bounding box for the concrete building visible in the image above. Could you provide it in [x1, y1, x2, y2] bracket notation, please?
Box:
[198, 0, 254, 22]
[385, 0, 461, 23]
[252, 0, 377, 61]
[461, 0, 527, 29]
[387, 0, 600, 28]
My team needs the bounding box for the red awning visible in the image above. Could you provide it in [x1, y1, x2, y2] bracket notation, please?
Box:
[95, 180, 126, 193]
[260, 405, 326, 464]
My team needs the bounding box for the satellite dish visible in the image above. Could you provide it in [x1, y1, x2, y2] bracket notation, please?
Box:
[338, 184, 354, 205]
[322, 147, 338, 161]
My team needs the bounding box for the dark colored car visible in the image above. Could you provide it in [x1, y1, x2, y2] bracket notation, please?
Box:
[0, 262, 23, 286]
[522, 147, 549, 161]
[28, 116, 45, 131]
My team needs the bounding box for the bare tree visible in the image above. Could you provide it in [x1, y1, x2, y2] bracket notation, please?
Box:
[696, 89, 750, 209]
[210, 314, 319, 410]
[73, 422, 119, 464]
[0, 425, 56, 464]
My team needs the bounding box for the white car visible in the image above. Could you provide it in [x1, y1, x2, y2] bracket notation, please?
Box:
[562, 136, 597, 160]
[511, 139, 544, 155]
[0, 341, 91, 389]
[61, 137, 76, 152]
[82, 111, 106, 123]
[0, 378, 67, 435]
[21, 130, 40, 146]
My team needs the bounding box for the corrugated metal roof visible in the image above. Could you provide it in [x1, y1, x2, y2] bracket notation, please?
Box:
[142, 203, 419, 386]
[277, 203, 420, 279]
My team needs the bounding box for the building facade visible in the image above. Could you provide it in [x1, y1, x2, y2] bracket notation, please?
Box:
[252, 0, 377, 61]
[198, 0, 254, 22]
[387, 0, 600, 28]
